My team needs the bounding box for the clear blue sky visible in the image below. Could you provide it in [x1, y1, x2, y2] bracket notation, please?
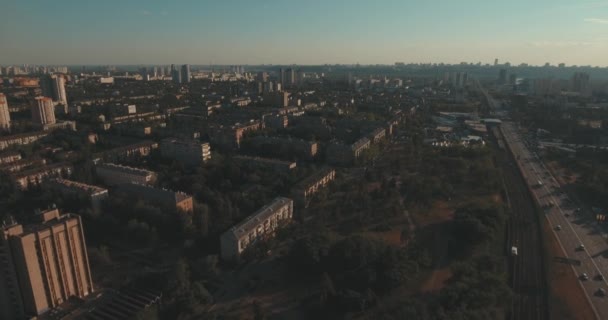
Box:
[1, 0, 608, 66]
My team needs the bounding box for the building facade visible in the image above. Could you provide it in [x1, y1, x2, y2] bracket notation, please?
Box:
[117, 183, 193, 213]
[95, 163, 157, 186]
[160, 138, 211, 167]
[46, 179, 109, 213]
[0, 209, 94, 318]
[0, 93, 11, 131]
[32, 97, 56, 127]
[220, 197, 293, 261]
[12, 163, 73, 190]
[292, 168, 336, 206]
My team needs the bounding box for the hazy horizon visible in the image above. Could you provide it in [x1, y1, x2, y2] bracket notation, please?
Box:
[2, 0, 608, 66]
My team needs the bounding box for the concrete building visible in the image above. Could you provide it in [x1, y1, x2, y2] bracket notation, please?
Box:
[0, 151, 21, 165]
[368, 127, 386, 143]
[46, 179, 109, 213]
[248, 136, 318, 160]
[181, 64, 191, 83]
[117, 183, 193, 213]
[32, 97, 56, 127]
[160, 138, 211, 167]
[96, 141, 158, 162]
[234, 155, 297, 172]
[0, 209, 94, 318]
[292, 168, 336, 206]
[0, 158, 47, 174]
[95, 163, 157, 186]
[220, 197, 293, 261]
[0, 131, 49, 151]
[40, 74, 67, 106]
[0, 93, 10, 131]
[326, 137, 371, 165]
[210, 120, 263, 149]
[12, 163, 73, 190]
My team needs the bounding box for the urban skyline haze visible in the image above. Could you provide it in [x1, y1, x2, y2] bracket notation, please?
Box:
[1, 0, 608, 66]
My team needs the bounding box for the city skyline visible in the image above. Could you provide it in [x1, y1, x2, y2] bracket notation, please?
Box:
[2, 0, 608, 66]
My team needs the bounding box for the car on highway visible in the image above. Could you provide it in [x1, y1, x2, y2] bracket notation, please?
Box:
[578, 244, 586, 251]
[556, 225, 562, 231]
[597, 288, 606, 297]
[597, 274, 605, 281]
[581, 273, 589, 280]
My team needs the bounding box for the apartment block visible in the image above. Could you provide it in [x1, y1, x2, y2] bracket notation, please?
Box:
[96, 141, 158, 163]
[220, 197, 293, 261]
[0, 209, 94, 318]
[326, 137, 371, 165]
[292, 168, 336, 206]
[0, 151, 21, 165]
[95, 163, 157, 186]
[46, 179, 109, 213]
[160, 138, 211, 167]
[368, 127, 386, 143]
[234, 155, 297, 172]
[248, 136, 318, 160]
[0, 131, 49, 151]
[0, 158, 47, 173]
[116, 183, 193, 213]
[12, 163, 73, 190]
[210, 120, 263, 149]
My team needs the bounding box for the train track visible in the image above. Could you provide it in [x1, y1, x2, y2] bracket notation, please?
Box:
[492, 128, 549, 320]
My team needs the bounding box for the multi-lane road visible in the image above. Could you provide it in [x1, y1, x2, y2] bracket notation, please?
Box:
[501, 122, 608, 319]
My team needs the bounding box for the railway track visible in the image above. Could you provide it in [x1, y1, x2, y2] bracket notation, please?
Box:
[492, 128, 549, 320]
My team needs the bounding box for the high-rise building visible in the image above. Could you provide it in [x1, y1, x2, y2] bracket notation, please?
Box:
[279, 68, 285, 87]
[181, 64, 191, 83]
[571, 72, 590, 95]
[257, 71, 268, 82]
[494, 58, 499, 66]
[40, 75, 67, 106]
[0, 209, 94, 318]
[0, 93, 10, 131]
[498, 69, 507, 85]
[172, 64, 182, 84]
[32, 97, 56, 127]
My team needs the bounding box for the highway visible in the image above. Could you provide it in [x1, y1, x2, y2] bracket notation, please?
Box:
[501, 122, 608, 320]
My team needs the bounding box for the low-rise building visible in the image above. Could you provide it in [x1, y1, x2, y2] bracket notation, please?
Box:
[160, 138, 211, 167]
[12, 163, 73, 190]
[116, 183, 193, 213]
[220, 197, 293, 261]
[248, 136, 318, 160]
[96, 163, 157, 186]
[292, 168, 336, 206]
[234, 155, 297, 172]
[210, 120, 263, 149]
[46, 179, 109, 213]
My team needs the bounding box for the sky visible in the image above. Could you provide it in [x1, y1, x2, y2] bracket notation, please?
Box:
[1, 0, 608, 66]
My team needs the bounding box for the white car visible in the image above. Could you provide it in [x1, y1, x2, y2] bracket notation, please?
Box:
[581, 273, 589, 280]
[578, 244, 585, 251]
[556, 225, 562, 231]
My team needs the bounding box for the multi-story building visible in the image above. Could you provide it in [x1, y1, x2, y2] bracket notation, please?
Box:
[32, 97, 56, 127]
[181, 64, 191, 83]
[291, 168, 336, 206]
[234, 155, 297, 172]
[12, 163, 73, 190]
[96, 141, 158, 162]
[117, 183, 193, 213]
[40, 74, 68, 106]
[248, 136, 318, 160]
[368, 127, 386, 143]
[0, 131, 49, 151]
[46, 179, 109, 213]
[0, 158, 47, 173]
[220, 197, 293, 261]
[0, 209, 94, 318]
[0, 151, 21, 165]
[210, 120, 263, 149]
[95, 163, 157, 186]
[0, 93, 10, 131]
[326, 137, 371, 165]
[160, 138, 211, 167]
